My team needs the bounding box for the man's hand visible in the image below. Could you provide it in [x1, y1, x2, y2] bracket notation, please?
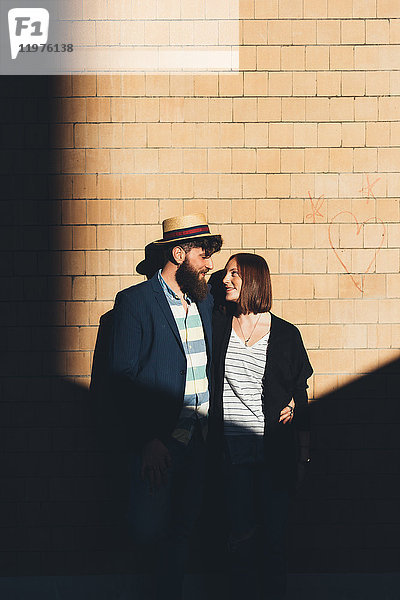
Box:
[279, 398, 295, 424]
[141, 438, 172, 493]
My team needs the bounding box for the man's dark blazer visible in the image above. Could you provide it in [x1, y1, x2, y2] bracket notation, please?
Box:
[109, 272, 213, 449]
[209, 307, 313, 491]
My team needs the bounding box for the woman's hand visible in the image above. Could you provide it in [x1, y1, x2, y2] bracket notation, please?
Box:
[279, 398, 295, 424]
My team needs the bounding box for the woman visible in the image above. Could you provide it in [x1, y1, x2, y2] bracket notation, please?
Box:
[210, 253, 313, 600]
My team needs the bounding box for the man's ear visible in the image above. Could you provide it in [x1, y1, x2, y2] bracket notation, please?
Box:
[171, 245, 185, 265]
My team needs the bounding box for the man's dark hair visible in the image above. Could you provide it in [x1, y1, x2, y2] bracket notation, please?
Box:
[162, 235, 222, 265]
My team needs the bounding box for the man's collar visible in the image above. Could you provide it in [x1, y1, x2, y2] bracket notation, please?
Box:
[157, 269, 192, 304]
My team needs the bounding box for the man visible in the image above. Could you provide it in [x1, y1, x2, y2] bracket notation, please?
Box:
[109, 214, 222, 599]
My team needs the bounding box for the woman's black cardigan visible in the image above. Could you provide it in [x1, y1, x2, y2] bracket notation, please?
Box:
[209, 306, 313, 491]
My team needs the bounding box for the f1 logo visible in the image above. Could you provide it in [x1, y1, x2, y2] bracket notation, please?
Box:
[8, 8, 50, 59]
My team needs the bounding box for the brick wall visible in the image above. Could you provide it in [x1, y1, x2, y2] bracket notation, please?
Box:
[1, 0, 399, 574]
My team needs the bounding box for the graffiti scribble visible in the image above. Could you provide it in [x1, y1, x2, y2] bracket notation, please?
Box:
[328, 211, 386, 292]
[306, 191, 325, 223]
[359, 175, 381, 204]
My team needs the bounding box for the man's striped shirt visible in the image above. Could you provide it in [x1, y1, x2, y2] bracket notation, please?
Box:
[158, 270, 209, 445]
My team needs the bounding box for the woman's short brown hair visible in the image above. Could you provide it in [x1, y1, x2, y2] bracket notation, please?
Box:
[227, 253, 272, 314]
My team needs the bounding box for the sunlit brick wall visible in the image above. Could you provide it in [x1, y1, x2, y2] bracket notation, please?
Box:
[52, 0, 400, 398]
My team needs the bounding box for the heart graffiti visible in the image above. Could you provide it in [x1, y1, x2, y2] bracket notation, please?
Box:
[328, 211, 386, 292]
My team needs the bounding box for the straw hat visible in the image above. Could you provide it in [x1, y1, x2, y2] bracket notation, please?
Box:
[154, 213, 215, 245]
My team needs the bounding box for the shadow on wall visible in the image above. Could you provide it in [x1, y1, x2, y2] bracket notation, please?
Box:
[0, 76, 60, 384]
[0, 75, 133, 575]
[291, 356, 400, 573]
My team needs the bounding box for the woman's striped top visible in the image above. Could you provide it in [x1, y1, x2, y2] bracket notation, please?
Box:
[223, 328, 269, 437]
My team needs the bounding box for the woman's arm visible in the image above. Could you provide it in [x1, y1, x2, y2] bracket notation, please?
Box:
[278, 325, 313, 427]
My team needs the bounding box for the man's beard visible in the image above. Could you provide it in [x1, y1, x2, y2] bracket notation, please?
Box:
[176, 258, 209, 303]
